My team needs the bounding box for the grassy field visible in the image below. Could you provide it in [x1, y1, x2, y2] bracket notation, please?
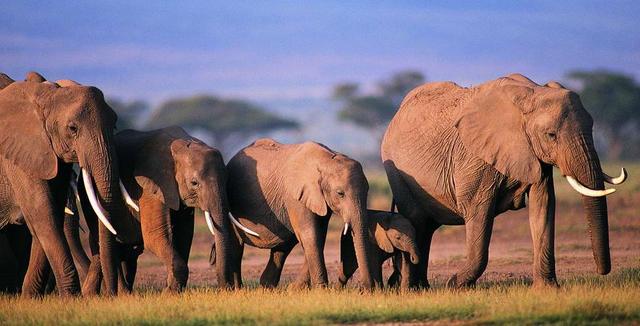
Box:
[0, 268, 638, 325]
[0, 162, 638, 325]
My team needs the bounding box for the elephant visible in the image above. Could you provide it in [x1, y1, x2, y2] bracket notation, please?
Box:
[380, 73, 627, 289]
[65, 127, 248, 291]
[224, 138, 381, 289]
[338, 210, 419, 289]
[0, 72, 138, 297]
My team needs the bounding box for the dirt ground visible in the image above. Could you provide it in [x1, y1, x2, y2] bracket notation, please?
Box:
[132, 192, 640, 290]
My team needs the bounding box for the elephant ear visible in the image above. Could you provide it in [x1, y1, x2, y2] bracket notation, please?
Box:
[287, 151, 328, 216]
[0, 82, 58, 180]
[454, 79, 542, 184]
[133, 133, 181, 210]
[374, 220, 395, 254]
[0, 73, 14, 89]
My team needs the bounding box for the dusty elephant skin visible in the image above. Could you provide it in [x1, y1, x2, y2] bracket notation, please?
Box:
[225, 138, 381, 289]
[381, 73, 623, 289]
[0, 72, 137, 297]
[339, 210, 419, 289]
[67, 127, 235, 292]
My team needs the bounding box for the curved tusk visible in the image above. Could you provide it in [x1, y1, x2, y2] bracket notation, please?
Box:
[82, 168, 118, 235]
[342, 222, 350, 236]
[566, 175, 616, 197]
[119, 180, 140, 212]
[204, 211, 215, 236]
[64, 207, 74, 215]
[229, 213, 260, 237]
[603, 167, 627, 185]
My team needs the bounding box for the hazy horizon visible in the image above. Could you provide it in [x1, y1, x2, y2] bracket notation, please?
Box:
[2, 1, 638, 103]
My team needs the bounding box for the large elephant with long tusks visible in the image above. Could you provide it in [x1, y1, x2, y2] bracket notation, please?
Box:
[65, 127, 251, 292]
[0, 72, 139, 297]
[381, 73, 627, 289]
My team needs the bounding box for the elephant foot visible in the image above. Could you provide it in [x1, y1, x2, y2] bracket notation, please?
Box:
[446, 274, 475, 289]
[337, 275, 348, 287]
[288, 280, 311, 290]
[532, 277, 560, 289]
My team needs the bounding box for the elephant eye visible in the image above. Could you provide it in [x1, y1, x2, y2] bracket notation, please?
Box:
[545, 132, 557, 141]
[190, 179, 199, 187]
[336, 189, 345, 198]
[67, 122, 78, 134]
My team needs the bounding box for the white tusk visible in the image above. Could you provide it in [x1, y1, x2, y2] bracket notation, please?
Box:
[343, 222, 350, 236]
[204, 211, 215, 236]
[82, 168, 118, 235]
[566, 175, 616, 197]
[229, 213, 260, 237]
[603, 168, 627, 185]
[64, 207, 74, 215]
[119, 180, 140, 212]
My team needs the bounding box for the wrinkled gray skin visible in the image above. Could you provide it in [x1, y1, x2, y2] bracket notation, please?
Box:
[0, 72, 137, 297]
[381, 74, 615, 288]
[225, 138, 381, 289]
[66, 127, 232, 292]
[339, 210, 418, 289]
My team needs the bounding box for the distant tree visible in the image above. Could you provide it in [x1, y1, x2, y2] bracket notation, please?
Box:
[567, 70, 640, 160]
[106, 98, 149, 130]
[337, 70, 425, 129]
[377, 70, 426, 105]
[332, 82, 360, 101]
[145, 95, 299, 152]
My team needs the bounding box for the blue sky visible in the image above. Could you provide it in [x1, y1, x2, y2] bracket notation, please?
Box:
[1, 1, 638, 102]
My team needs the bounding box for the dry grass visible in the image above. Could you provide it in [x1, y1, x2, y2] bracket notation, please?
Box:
[0, 268, 638, 325]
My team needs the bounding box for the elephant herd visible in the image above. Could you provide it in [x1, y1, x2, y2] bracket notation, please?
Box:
[0, 71, 627, 298]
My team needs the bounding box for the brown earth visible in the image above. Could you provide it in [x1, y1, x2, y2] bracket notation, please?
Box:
[132, 193, 640, 290]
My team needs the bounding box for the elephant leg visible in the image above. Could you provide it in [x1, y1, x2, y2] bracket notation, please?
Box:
[0, 232, 19, 293]
[21, 240, 52, 297]
[387, 252, 401, 288]
[528, 170, 558, 287]
[260, 240, 297, 288]
[12, 167, 79, 297]
[82, 254, 103, 295]
[139, 196, 186, 292]
[63, 207, 90, 282]
[385, 165, 438, 288]
[447, 212, 494, 288]
[292, 214, 329, 288]
[0, 224, 32, 293]
[118, 243, 141, 292]
[171, 207, 195, 283]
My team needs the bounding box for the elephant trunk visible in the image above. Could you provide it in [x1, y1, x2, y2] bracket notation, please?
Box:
[347, 208, 381, 289]
[206, 194, 242, 288]
[562, 135, 611, 275]
[81, 133, 139, 295]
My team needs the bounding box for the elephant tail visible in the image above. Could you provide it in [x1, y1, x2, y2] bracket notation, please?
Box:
[390, 198, 397, 213]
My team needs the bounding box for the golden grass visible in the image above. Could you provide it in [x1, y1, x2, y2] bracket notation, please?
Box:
[1, 268, 638, 325]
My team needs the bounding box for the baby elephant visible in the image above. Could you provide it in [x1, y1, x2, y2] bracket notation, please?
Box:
[339, 210, 419, 289]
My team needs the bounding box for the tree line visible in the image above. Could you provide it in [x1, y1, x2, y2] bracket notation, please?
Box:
[109, 69, 640, 161]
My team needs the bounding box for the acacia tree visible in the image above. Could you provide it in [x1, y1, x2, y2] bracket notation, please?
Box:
[145, 95, 298, 154]
[567, 70, 640, 160]
[106, 98, 149, 130]
[337, 70, 425, 130]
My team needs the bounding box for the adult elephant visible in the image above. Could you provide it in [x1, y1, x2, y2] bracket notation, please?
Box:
[0, 72, 138, 297]
[68, 127, 250, 291]
[381, 74, 626, 289]
[225, 138, 380, 289]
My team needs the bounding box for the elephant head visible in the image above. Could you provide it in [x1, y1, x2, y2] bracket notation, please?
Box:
[0, 75, 136, 244]
[372, 212, 419, 264]
[455, 73, 626, 275]
[287, 143, 381, 288]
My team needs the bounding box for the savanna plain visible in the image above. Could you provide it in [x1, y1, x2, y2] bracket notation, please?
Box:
[1, 162, 638, 325]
